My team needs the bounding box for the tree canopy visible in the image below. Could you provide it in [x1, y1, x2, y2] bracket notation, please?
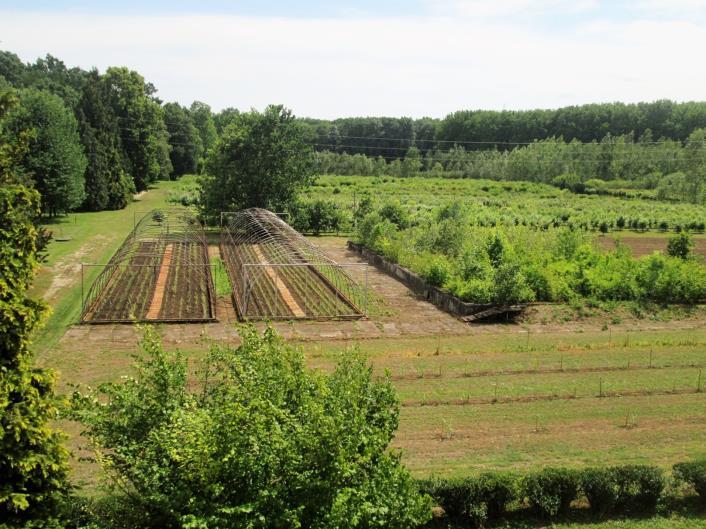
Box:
[200, 104, 314, 222]
[2, 88, 87, 215]
[0, 165, 69, 523]
[73, 326, 431, 529]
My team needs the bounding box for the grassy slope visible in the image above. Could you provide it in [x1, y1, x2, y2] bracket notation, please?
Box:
[31, 179, 178, 354]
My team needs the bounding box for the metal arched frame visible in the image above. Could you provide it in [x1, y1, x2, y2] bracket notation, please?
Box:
[220, 208, 367, 320]
[81, 208, 216, 323]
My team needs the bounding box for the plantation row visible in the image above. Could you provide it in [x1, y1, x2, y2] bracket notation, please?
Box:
[354, 198, 706, 305]
[417, 461, 706, 528]
[159, 242, 213, 320]
[88, 241, 161, 321]
[298, 176, 706, 235]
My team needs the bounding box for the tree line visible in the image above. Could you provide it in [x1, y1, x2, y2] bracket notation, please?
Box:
[0, 51, 222, 215]
[3, 48, 706, 218]
[313, 131, 706, 204]
[300, 100, 706, 157]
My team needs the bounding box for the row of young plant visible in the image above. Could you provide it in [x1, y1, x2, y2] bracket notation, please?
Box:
[308, 176, 706, 234]
[355, 202, 706, 305]
[418, 460, 706, 527]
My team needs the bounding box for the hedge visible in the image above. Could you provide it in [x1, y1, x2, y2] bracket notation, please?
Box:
[420, 461, 698, 527]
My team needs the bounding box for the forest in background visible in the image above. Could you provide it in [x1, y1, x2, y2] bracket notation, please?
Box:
[1, 49, 706, 218]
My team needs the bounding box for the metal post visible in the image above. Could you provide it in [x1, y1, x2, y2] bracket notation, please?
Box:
[365, 264, 369, 317]
[81, 264, 84, 320]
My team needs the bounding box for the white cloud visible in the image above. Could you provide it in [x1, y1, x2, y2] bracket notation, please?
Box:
[0, 11, 704, 118]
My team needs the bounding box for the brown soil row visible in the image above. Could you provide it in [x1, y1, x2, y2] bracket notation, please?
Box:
[387, 362, 706, 381]
[598, 235, 706, 258]
[145, 243, 173, 319]
[402, 387, 704, 408]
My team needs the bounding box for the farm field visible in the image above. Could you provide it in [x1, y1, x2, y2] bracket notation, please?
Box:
[304, 174, 706, 233]
[29, 179, 706, 528]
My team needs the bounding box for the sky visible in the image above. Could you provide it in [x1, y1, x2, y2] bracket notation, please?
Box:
[1, 1, 706, 119]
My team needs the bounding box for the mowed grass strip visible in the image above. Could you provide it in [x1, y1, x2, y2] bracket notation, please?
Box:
[393, 365, 704, 404]
[395, 392, 706, 476]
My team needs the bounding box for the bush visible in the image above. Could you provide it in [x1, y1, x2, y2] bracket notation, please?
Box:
[420, 473, 517, 528]
[72, 326, 432, 529]
[424, 256, 452, 288]
[476, 472, 517, 519]
[581, 467, 619, 516]
[613, 465, 665, 512]
[379, 201, 409, 229]
[667, 232, 694, 259]
[673, 460, 706, 503]
[523, 467, 580, 518]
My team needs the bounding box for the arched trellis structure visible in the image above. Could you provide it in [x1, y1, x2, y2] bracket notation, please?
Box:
[81, 208, 216, 323]
[220, 208, 367, 320]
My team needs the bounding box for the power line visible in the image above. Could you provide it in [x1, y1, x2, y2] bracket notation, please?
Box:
[319, 134, 705, 147]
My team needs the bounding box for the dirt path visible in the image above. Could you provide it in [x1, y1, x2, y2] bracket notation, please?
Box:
[252, 244, 305, 318]
[145, 244, 173, 319]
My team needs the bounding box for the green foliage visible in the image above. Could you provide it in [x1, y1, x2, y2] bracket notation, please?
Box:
[72, 325, 431, 529]
[2, 88, 87, 215]
[200, 105, 314, 223]
[423, 256, 452, 287]
[0, 185, 70, 525]
[189, 101, 217, 164]
[164, 102, 202, 178]
[378, 201, 409, 229]
[103, 66, 172, 191]
[612, 465, 665, 512]
[291, 198, 344, 235]
[419, 473, 518, 527]
[673, 460, 706, 503]
[667, 232, 694, 259]
[77, 69, 134, 211]
[523, 467, 580, 518]
[355, 199, 706, 305]
[581, 468, 620, 517]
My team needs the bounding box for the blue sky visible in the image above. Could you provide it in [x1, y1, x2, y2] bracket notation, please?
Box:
[1, 1, 705, 118]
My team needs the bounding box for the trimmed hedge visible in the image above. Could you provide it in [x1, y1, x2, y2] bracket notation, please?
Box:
[524, 467, 580, 518]
[421, 463, 675, 526]
[673, 460, 706, 503]
[418, 472, 517, 527]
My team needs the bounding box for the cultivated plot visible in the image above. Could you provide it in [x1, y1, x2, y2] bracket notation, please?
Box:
[81, 208, 216, 323]
[220, 208, 367, 320]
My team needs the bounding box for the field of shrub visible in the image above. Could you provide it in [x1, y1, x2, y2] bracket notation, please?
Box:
[301, 175, 706, 233]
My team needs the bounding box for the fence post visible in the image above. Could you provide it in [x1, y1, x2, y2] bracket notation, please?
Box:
[698, 369, 703, 393]
[364, 264, 369, 317]
[80, 264, 84, 321]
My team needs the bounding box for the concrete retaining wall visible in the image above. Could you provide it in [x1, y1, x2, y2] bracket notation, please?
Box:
[347, 241, 495, 317]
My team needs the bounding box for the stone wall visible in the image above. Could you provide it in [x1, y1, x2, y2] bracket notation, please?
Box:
[347, 241, 496, 318]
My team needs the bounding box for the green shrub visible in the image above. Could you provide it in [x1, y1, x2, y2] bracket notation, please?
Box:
[581, 467, 619, 516]
[420, 474, 516, 528]
[379, 201, 410, 229]
[72, 326, 432, 529]
[667, 232, 694, 259]
[476, 472, 517, 519]
[613, 465, 665, 512]
[524, 467, 580, 518]
[673, 460, 706, 503]
[424, 256, 452, 287]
